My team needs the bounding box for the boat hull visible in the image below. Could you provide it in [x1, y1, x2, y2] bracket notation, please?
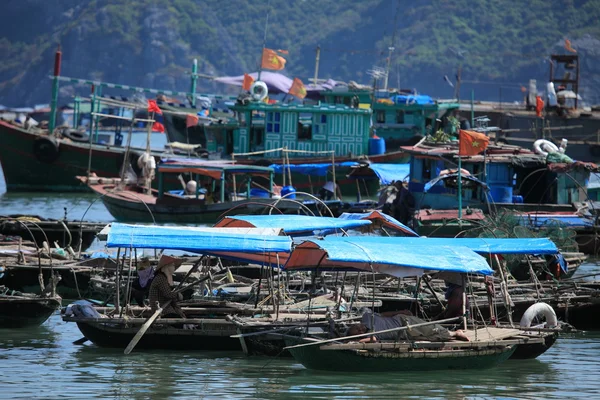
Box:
[286, 340, 516, 372]
[75, 320, 242, 351]
[0, 297, 61, 328]
[509, 332, 557, 359]
[0, 121, 127, 191]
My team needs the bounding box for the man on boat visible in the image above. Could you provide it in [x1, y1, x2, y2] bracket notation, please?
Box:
[148, 255, 186, 318]
[347, 309, 469, 342]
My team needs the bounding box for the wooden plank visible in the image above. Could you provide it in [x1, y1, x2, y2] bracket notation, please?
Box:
[463, 328, 523, 342]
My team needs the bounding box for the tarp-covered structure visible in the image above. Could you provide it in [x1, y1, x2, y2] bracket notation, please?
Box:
[284, 238, 493, 278]
[269, 161, 358, 177]
[214, 215, 371, 235]
[348, 163, 411, 185]
[214, 71, 337, 98]
[335, 211, 419, 237]
[329, 236, 558, 255]
[106, 223, 292, 256]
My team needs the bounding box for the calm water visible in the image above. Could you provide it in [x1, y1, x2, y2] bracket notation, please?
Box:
[2, 173, 600, 399]
[1, 314, 600, 399]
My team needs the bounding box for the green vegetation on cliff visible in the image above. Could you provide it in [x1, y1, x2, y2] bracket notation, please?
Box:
[1, 0, 599, 106]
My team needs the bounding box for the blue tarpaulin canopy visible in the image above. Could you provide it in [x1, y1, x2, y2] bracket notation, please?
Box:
[214, 215, 371, 235]
[349, 163, 411, 185]
[327, 236, 558, 255]
[515, 215, 594, 229]
[285, 238, 493, 277]
[269, 162, 358, 177]
[106, 223, 292, 254]
[336, 211, 419, 236]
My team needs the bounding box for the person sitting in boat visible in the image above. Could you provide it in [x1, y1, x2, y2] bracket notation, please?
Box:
[318, 181, 341, 201]
[438, 272, 469, 320]
[346, 309, 469, 342]
[131, 256, 154, 306]
[148, 255, 186, 318]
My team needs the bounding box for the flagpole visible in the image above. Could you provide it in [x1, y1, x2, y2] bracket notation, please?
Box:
[258, 0, 271, 81]
[457, 154, 462, 220]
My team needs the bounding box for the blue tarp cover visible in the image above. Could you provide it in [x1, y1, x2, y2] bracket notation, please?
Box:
[327, 236, 558, 255]
[268, 162, 358, 177]
[515, 215, 594, 228]
[336, 212, 419, 236]
[107, 223, 292, 253]
[391, 94, 434, 105]
[359, 163, 411, 185]
[214, 215, 371, 235]
[285, 238, 493, 277]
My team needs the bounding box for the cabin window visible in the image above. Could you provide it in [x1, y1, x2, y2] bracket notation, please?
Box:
[313, 114, 328, 136]
[376, 110, 385, 123]
[396, 110, 405, 124]
[266, 112, 281, 133]
[298, 123, 312, 140]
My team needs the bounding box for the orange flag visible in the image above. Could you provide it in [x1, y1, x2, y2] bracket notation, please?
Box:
[565, 39, 577, 53]
[242, 73, 255, 91]
[261, 48, 286, 70]
[186, 114, 199, 128]
[288, 78, 307, 99]
[459, 129, 489, 156]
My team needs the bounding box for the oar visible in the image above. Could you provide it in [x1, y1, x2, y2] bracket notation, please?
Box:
[123, 258, 205, 355]
[73, 337, 88, 345]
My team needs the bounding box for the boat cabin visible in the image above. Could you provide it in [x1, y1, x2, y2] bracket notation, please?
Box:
[320, 87, 461, 148]
[401, 142, 595, 211]
[227, 101, 372, 158]
[156, 159, 275, 203]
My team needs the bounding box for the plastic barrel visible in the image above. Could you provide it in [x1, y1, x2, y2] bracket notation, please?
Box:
[250, 188, 270, 198]
[487, 185, 513, 203]
[281, 185, 296, 199]
[368, 137, 386, 155]
[512, 195, 524, 204]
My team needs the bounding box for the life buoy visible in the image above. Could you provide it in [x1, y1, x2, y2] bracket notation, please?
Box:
[520, 302, 558, 328]
[63, 129, 90, 143]
[533, 139, 559, 156]
[33, 136, 60, 163]
[250, 81, 268, 102]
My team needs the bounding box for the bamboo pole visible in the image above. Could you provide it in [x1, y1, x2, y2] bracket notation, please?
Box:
[283, 316, 461, 350]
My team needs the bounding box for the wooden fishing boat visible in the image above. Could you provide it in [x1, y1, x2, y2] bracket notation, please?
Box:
[0, 286, 61, 328]
[278, 237, 552, 371]
[285, 337, 518, 372]
[0, 214, 104, 251]
[79, 159, 305, 223]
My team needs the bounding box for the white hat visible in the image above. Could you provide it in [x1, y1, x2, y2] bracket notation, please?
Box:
[322, 181, 336, 193]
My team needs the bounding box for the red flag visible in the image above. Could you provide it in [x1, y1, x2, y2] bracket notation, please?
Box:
[242, 73, 255, 91]
[261, 48, 286, 70]
[152, 121, 165, 133]
[459, 129, 489, 156]
[288, 78, 307, 99]
[147, 99, 162, 114]
[186, 114, 199, 128]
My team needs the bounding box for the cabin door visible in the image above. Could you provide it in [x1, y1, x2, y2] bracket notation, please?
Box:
[249, 127, 265, 152]
[226, 129, 234, 155]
